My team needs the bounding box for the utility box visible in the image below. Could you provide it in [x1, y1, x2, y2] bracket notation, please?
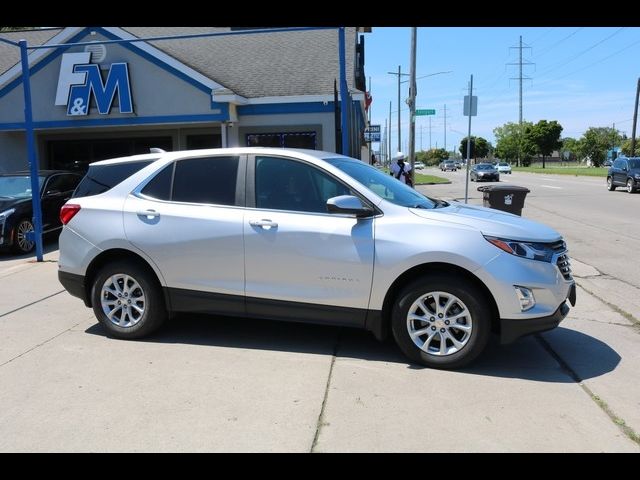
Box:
[477, 185, 530, 216]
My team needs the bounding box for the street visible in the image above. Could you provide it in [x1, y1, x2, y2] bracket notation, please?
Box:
[0, 170, 639, 452]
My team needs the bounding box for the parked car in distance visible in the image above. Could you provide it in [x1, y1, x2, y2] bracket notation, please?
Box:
[454, 160, 462, 169]
[414, 161, 425, 170]
[470, 163, 500, 182]
[440, 160, 457, 171]
[0, 170, 82, 254]
[496, 162, 512, 174]
[607, 156, 640, 193]
[58, 148, 575, 370]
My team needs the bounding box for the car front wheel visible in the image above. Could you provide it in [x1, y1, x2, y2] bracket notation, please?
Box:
[91, 260, 167, 339]
[627, 179, 636, 193]
[391, 274, 491, 369]
[607, 177, 616, 191]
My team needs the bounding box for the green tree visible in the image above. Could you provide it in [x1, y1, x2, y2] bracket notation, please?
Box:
[493, 121, 534, 165]
[459, 136, 490, 162]
[526, 120, 563, 168]
[421, 148, 448, 166]
[560, 137, 579, 162]
[577, 127, 620, 167]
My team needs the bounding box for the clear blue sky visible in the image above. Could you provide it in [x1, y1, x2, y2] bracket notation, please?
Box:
[365, 27, 640, 157]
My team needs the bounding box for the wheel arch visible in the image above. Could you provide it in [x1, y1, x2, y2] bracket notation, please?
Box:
[374, 262, 500, 341]
[84, 248, 169, 311]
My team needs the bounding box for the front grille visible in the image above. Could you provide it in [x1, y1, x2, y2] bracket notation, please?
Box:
[556, 253, 572, 280]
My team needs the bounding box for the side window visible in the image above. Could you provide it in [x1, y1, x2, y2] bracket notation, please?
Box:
[613, 159, 623, 169]
[172, 156, 239, 206]
[255, 156, 351, 213]
[140, 163, 174, 201]
[43, 175, 65, 194]
[72, 160, 155, 198]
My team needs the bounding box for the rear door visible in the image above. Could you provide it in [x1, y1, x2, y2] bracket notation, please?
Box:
[123, 155, 247, 315]
[243, 154, 375, 327]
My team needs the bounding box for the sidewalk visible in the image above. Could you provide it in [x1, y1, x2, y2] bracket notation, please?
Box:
[0, 250, 638, 452]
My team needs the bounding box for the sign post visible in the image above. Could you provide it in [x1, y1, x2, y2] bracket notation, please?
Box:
[464, 76, 477, 204]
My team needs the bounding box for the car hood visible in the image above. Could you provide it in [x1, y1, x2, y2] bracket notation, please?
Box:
[410, 201, 562, 242]
[0, 197, 30, 212]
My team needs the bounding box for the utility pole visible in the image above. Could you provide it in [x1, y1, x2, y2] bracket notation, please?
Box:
[388, 65, 409, 153]
[388, 100, 392, 160]
[408, 27, 417, 184]
[632, 77, 640, 156]
[443, 104, 447, 154]
[429, 116, 432, 149]
[508, 36, 533, 166]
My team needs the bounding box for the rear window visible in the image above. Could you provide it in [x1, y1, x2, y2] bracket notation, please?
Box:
[72, 160, 155, 198]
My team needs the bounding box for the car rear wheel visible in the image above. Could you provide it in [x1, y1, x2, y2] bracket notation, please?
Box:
[391, 274, 491, 369]
[626, 179, 635, 193]
[607, 177, 616, 191]
[12, 218, 35, 254]
[91, 260, 167, 339]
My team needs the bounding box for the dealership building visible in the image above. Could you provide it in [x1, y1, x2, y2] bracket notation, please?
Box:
[0, 27, 369, 173]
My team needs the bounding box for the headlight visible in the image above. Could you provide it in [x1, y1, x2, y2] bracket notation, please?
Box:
[0, 208, 16, 221]
[484, 235, 556, 262]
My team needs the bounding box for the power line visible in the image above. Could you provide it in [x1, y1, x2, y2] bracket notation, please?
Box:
[535, 27, 625, 79]
[532, 27, 583, 58]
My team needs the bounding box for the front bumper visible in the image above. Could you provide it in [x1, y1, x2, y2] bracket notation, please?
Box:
[500, 283, 575, 344]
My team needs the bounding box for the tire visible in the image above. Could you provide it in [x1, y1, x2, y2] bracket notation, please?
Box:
[607, 177, 615, 191]
[91, 260, 167, 339]
[12, 218, 35, 254]
[627, 179, 635, 193]
[391, 274, 491, 369]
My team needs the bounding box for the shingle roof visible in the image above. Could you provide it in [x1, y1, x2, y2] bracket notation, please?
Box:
[0, 27, 360, 99]
[0, 28, 62, 74]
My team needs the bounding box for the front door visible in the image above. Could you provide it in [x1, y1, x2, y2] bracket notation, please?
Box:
[243, 155, 375, 327]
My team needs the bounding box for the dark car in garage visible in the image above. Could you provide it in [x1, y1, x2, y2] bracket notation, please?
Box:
[0, 170, 82, 254]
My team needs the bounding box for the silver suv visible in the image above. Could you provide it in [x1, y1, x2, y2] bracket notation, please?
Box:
[58, 148, 576, 369]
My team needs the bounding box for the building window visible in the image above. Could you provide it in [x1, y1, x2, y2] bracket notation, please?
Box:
[246, 132, 317, 150]
[186, 134, 222, 150]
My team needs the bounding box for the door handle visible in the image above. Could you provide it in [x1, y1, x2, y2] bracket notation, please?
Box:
[249, 219, 278, 229]
[137, 209, 160, 219]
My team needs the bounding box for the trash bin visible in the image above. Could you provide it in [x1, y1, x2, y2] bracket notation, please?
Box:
[477, 185, 530, 216]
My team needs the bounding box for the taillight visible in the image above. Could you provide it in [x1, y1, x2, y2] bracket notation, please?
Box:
[60, 204, 81, 225]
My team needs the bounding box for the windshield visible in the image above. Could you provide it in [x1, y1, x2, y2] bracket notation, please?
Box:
[0, 175, 45, 199]
[325, 158, 444, 209]
[476, 164, 494, 170]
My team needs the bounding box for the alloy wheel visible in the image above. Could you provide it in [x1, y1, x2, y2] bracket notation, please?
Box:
[100, 274, 147, 328]
[406, 291, 473, 356]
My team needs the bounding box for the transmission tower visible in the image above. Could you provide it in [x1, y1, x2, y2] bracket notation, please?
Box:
[507, 36, 534, 165]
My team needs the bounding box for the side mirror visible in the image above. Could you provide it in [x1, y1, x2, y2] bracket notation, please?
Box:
[327, 195, 373, 218]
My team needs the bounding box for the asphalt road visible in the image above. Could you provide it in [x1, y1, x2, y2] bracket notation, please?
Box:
[1, 173, 639, 452]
